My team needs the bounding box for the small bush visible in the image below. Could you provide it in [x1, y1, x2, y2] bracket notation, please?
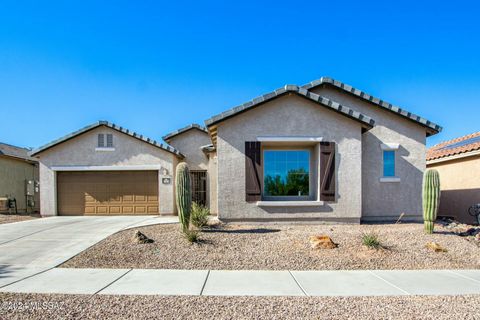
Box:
[191, 202, 210, 228]
[362, 232, 381, 249]
[183, 229, 199, 243]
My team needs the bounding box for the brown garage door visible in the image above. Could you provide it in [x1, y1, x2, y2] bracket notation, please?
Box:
[57, 171, 159, 215]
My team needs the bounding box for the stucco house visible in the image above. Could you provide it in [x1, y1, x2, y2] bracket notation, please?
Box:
[31, 77, 441, 223]
[0, 142, 39, 213]
[427, 132, 480, 224]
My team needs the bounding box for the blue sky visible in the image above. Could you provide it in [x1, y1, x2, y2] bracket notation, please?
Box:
[1, 0, 479, 149]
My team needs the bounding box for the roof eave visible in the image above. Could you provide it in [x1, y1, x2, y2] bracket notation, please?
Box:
[30, 121, 184, 158]
[302, 77, 442, 136]
[162, 124, 209, 142]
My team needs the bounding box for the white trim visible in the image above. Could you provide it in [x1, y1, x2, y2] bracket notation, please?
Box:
[427, 149, 480, 165]
[380, 143, 399, 150]
[257, 136, 323, 142]
[51, 165, 161, 171]
[379, 177, 401, 183]
[256, 201, 324, 207]
[95, 147, 116, 152]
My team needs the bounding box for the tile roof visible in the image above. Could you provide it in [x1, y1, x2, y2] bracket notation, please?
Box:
[427, 131, 480, 161]
[302, 77, 442, 136]
[30, 121, 184, 158]
[205, 85, 375, 129]
[162, 123, 208, 141]
[0, 142, 37, 162]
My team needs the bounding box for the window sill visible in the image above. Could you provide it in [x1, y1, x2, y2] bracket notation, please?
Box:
[256, 200, 324, 207]
[379, 177, 401, 183]
[95, 147, 115, 152]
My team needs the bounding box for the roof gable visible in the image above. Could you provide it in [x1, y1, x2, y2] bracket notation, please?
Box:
[302, 77, 442, 136]
[205, 85, 375, 144]
[162, 123, 208, 142]
[30, 121, 184, 158]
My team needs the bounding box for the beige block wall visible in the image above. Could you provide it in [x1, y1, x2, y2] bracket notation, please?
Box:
[311, 86, 427, 222]
[37, 126, 178, 216]
[216, 94, 363, 222]
[0, 156, 39, 213]
[427, 155, 480, 224]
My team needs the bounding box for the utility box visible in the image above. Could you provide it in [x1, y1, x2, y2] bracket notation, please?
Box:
[26, 180, 35, 196]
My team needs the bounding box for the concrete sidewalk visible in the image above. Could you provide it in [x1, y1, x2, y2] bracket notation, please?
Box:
[1, 268, 479, 297]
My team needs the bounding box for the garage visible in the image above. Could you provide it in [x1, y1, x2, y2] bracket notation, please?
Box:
[57, 171, 159, 215]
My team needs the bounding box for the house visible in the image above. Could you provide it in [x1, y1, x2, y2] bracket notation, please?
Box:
[0, 142, 39, 213]
[427, 132, 480, 224]
[31, 77, 441, 223]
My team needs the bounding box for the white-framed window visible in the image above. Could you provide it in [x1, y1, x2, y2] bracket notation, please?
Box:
[97, 134, 105, 147]
[106, 134, 113, 147]
[96, 133, 115, 151]
[263, 149, 310, 198]
[380, 143, 400, 182]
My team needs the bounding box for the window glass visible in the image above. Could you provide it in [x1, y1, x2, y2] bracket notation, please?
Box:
[264, 150, 310, 196]
[106, 134, 113, 147]
[383, 150, 395, 177]
[97, 134, 105, 147]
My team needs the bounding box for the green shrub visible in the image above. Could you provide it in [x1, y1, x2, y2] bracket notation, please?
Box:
[362, 232, 381, 249]
[183, 229, 199, 243]
[191, 202, 210, 228]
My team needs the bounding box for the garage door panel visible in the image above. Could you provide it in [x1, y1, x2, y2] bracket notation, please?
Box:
[57, 171, 159, 216]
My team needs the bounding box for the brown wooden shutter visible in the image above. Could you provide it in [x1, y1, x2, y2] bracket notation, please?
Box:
[320, 142, 336, 201]
[245, 141, 262, 202]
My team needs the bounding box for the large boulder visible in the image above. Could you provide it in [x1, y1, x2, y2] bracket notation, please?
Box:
[309, 235, 338, 249]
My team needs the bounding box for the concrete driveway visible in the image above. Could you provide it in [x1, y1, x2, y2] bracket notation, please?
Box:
[0, 216, 178, 287]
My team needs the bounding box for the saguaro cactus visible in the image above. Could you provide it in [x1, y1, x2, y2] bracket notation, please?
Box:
[422, 169, 440, 234]
[176, 162, 192, 230]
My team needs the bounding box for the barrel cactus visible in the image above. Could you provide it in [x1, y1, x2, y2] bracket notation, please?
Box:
[422, 169, 440, 234]
[175, 162, 192, 230]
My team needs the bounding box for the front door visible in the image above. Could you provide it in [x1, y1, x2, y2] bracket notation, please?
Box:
[190, 171, 207, 206]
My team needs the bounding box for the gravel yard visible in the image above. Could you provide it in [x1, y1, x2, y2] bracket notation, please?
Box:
[61, 223, 480, 270]
[0, 213, 40, 225]
[1, 293, 479, 320]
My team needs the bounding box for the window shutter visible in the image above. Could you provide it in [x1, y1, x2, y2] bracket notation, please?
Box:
[106, 134, 113, 147]
[97, 134, 105, 147]
[245, 141, 262, 202]
[320, 142, 336, 201]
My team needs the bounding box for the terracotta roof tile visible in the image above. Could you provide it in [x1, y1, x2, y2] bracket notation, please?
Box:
[427, 131, 480, 161]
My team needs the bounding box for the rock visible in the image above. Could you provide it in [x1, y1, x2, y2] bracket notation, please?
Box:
[309, 235, 338, 249]
[425, 242, 447, 252]
[133, 231, 154, 244]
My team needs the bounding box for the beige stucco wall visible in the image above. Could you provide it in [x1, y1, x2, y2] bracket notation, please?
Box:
[0, 156, 39, 213]
[167, 129, 210, 170]
[311, 86, 427, 222]
[167, 129, 218, 214]
[36, 126, 178, 216]
[216, 94, 363, 222]
[427, 155, 480, 224]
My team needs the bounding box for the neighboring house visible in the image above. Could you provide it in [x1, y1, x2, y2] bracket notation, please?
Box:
[0, 142, 39, 213]
[31, 77, 441, 223]
[427, 132, 480, 224]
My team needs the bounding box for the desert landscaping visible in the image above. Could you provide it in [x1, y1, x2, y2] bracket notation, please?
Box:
[61, 219, 480, 270]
